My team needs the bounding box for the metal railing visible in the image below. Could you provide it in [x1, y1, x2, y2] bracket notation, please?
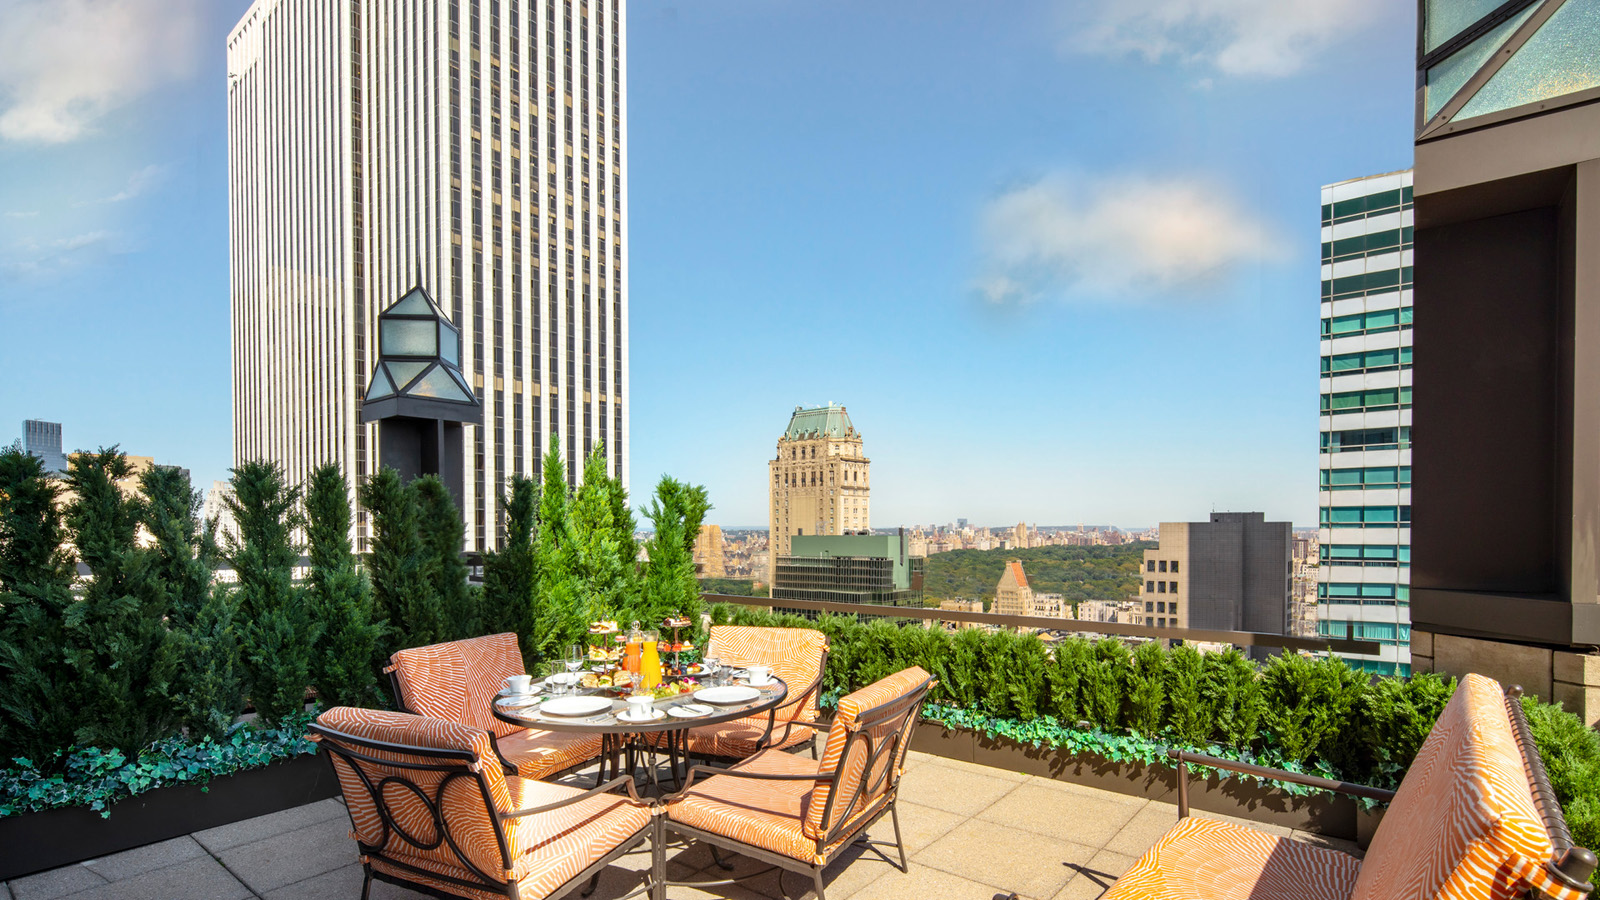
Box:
[701, 593, 1384, 656]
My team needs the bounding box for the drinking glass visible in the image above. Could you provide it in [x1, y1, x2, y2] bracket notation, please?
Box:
[566, 644, 584, 680]
[702, 656, 721, 686]
[547, 660, 569, 695]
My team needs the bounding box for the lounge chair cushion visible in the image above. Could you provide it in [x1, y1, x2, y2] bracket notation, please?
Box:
[1350, 673, 1568, 900]
[1102, 816, 1360, 900]
[496, 728, 606, 780]
[666, 748, 834, 864]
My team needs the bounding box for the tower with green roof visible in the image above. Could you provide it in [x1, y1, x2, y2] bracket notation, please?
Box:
[767, 403, 871, 583]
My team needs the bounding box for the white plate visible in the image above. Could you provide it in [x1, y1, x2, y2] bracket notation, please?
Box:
[497, 694, 541, 709]
[617, 708, 666, 723]
[694, 685, 760, 705]
[668, 704, 713, 719]
[539, 696, 612, 716]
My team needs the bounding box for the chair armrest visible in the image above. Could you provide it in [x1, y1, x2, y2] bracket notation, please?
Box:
[1167, 749, 1396, 818]
[500, 775, 647, 820]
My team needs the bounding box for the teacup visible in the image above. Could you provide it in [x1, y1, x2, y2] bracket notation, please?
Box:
[746, 665, 774, 686]
[625, 693, 656, 719]
[504, 674, 534, 695]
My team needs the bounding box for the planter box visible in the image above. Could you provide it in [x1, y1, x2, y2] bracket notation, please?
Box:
[0, 751, 339, 881]
[915, 721, 1363, 842]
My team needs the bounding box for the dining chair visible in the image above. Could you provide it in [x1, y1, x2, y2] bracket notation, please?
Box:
[310, 706, 658, 900]
[661, 665, 934, 900]
[387, 633, 603, 781]
[684, 625, 829, 762]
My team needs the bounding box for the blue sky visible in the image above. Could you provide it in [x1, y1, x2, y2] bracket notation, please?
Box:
[0, 0, 1415, 530]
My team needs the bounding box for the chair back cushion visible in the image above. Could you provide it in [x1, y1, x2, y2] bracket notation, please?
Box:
[390, 632, 525, 738]
[313, 707, 514, 887]
[802, 665, 932, 840]
[709, 625, 827, 724]
[1350, 673, 1560, 900]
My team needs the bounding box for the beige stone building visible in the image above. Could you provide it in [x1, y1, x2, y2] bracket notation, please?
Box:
[767, 404, 869, 581]
[693, 524, 726, 578]
[993, 559, 1035, 617]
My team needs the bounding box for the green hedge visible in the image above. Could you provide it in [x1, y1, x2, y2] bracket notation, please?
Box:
[708, 603, 1600, 837]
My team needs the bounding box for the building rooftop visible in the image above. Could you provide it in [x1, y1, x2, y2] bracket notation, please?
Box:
[1, 750, 1361, 900]
[782, 403, 858, 441]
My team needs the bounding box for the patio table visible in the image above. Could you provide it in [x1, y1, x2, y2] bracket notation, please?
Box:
[491, 675, 788, 792]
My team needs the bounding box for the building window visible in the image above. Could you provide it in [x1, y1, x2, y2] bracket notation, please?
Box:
[1158, 581, 1166, 593]
[1146, 560, 1155, 572]
[1158, 560, 1167, 573]
[1157, 602, 1166, 613]
[1170, 561, 1178, 574]
[1146, 581, 1154, 593]
[1169, 581, 1178, 593]
[1145, 601, 1153, 612]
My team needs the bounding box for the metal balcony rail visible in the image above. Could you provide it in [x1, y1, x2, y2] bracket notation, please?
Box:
[701, 592, 1385, 656]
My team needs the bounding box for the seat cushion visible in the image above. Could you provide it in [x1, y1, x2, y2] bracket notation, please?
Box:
[708, 626, 827, 726]
[685, 719, 816, 759]
[1102, 817, 1361, 900]
[496, 728, 604, 779]
[666, 749, 833, 864]
[1350, 673, 1562, 900]
[390, 633, 526, 739]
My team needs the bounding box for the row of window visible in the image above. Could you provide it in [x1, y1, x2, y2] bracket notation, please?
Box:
[1322, 306, 1413, 337]
[1320, 187, 1412, 225]
[1319, 583, 1411, 601]
[1322, 386, 1412, 414]
[1322, 426, 1411, 453]
[1320, 505, 1412, 526]
[1145, 581, 1179, 594]
[1322, 267, 1414, 301]
[1321, 543, 1410, 565]
[1322, 346, 1412, 374]
[1317, 620, 1412, 642]
[1145, 559, 1179, 573]
[1145, 601, 1177, 614]
[1321, 226, 1414, 264]
[1320, 466, 1411, 490]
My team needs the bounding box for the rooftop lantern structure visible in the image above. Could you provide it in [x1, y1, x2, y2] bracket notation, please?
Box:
[361, 285, 481, 508]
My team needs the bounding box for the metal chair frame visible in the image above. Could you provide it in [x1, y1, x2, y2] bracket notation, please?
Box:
[660, 674, 933, 900]
[310, 721, 656, 900]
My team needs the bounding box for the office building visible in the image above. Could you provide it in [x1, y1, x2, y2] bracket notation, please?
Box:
[227, 0, 628, 550]
[21, 420, 66, 474]
[993, 559, 1035, 617]
[1411, 0, 1600, 723]
[693, 523, 725, 578]
[1137, 513, 1291, 649]
[771, 531, 921, 617]
[767, 403, 869, 581]
[1316, 170, 1414, 674]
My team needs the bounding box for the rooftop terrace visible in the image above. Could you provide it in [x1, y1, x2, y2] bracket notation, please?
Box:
[0, 750, 1362, 900]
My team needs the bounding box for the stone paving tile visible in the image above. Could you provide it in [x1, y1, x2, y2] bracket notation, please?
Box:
[263, 864, 432, 900]
[915, 816, 1097, 900]
[216, 812, 359, 894]
[919, 753, 1031, 783]
[896, 758, 1023, 817]
[1101, 802, 1181, 858]
[192, 796, 347, 852]
[1052, 849, 1138, 900]
[7, 863, 109, 900]
[857, 800, 966, 855]
[844, 863, 1012, 900]
[78, 836, 206, 882]
[51, 856, 251, 900]
[977, 781, 1145, 849]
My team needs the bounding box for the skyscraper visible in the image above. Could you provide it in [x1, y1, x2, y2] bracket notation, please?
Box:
[1138, 512, 1291, 651]
[21, 420, 66, 474]
[227, 0, 627, 550]
[767, 403, 869, 582]
[1316, 170, 1413, 674]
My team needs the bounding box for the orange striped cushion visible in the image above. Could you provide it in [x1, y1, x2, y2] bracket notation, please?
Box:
[802, 666, 930, 838]
[708, 626, 828, 726]
[390, 633, 527, 739]
[1101, 816, 1361, 900]
[685, 720, 816, 759]
[1351, 673, 1563, 900]
[503, 776, 652, 898]
[496, 729, 605, 780]
[666, 747, 823, 862]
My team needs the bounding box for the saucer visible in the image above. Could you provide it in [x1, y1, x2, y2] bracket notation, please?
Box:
[617, 707, 666, 723]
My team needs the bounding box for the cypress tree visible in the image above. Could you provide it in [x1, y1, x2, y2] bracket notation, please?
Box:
[413, 475, 479, 640]
[532, 437, 587, 661]
[63, 449, 182, 752]
[226, 461, 320, 725]
[637, 476, 710, 628]
[570, 450, 626, 619]
[361, 467, 444, 651]
[482, 475, 539, 657]
[0, 445, 81, 765]
[305, 463, 384, 708]
[141, 465, 241, 741]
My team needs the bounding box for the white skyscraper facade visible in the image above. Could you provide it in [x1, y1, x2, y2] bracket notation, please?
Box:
[227, 0, 628, 550]
[1316, 170, 1412, 674]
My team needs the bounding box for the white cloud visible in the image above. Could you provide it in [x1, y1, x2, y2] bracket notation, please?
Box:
[0, 0, 202, 143]
[1069, 0, 1386, 78]
[4, 210, 38, 218]
[77, 163, 166, 205]
[1, 230, 119, 280]
[976, 172, 1287, 303]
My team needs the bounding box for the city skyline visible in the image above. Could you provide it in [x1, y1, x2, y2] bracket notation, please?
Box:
[0, 0, 1416, 529]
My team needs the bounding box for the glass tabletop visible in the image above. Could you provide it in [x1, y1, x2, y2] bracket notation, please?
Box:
[490, 676, 789, 734]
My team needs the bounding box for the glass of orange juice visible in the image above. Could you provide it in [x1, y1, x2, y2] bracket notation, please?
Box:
[641, 630, 662, 689]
